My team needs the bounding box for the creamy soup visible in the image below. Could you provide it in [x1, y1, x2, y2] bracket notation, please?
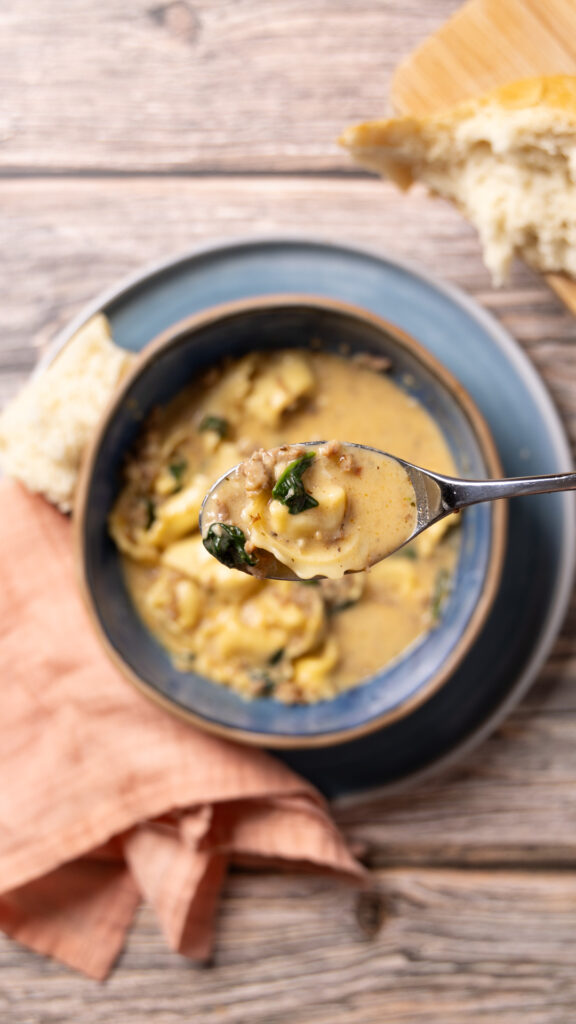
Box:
[202, 441, 418, 579]
[109, 348, 459, 704]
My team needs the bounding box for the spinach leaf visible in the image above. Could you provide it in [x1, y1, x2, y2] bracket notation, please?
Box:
[203, 523, 257, 570]
[199, 414, 229, 439]
[268, 648, 285, 666]
[328, 598, 359, 614]
[144, 497, 156, 530]
[272, 452, 319, 515]
[249, 669, 277, 698]
[398, 545, 417, 560]
[250, 651, 286, 698]
[168, 458, 187, 491]
[431, 568, 451, 620]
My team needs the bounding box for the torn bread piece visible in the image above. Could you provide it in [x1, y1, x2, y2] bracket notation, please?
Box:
[0, 314, 135, 511]
[340, 75, 576, 285]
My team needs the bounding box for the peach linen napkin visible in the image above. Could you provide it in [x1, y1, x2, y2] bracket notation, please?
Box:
[0, 479, 365, 979]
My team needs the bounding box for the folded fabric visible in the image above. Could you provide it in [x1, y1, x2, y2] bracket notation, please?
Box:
[0, 480, 364, 979]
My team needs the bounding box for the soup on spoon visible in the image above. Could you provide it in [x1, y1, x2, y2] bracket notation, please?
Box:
[201, 440, 418, 580]
[203, 436, 576, 583]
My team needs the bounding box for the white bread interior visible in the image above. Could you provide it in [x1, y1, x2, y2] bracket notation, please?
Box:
[340, 76, 576, 284]
[0, 315, 135, 511]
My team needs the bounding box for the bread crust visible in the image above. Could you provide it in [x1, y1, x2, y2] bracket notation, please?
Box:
[340, 74, 576, 152]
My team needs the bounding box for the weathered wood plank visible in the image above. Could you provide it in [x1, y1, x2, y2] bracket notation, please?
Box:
[1, 867, 576, 1023]
[334, 713, 576, 863]
[3, 1, 576, 1014]
[0, 0, 461, 173]
[2, 176, 574, 405]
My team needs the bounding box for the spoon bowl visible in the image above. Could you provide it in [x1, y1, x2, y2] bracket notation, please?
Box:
[201, 440, 576, 581]
[200, 441, 446, 581]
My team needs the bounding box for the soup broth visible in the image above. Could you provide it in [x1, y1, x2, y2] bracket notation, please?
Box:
[109, 348, 459, 703]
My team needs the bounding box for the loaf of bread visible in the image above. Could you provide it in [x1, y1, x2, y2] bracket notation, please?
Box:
[340, 75, 576, 284]
[0, 314, 135, 511]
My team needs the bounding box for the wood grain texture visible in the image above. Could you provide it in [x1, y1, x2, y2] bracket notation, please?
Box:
[392, 0, 576, 115]
[2, 868, 576, 1023]
[3, 0, 576, 1014]
[2, 176, 576, 857]
[2, 175, 575, 434]
[0, 0, 462, 173]
[335, 715, 576, 863]
[548, 273, 576, 317]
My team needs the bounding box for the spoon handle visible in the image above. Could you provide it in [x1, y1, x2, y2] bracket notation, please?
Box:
[444, 472, 576, 511]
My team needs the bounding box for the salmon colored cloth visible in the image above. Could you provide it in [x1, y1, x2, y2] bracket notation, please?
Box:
[0, 480, 364, 979]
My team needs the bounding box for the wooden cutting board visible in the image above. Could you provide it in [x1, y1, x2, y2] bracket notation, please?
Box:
[390, 0, 576, 314]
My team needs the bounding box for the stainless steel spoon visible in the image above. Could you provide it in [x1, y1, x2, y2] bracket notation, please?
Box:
[200, 441, 576, 581]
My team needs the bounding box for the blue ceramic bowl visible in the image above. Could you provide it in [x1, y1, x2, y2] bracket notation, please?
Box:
[76, 295, 506, 748]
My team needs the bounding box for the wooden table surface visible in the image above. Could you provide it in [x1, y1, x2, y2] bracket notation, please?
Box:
[3, 2, 576, 1021]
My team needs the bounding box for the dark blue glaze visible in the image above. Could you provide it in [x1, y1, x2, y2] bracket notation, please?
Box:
[82, 302, 493, 742]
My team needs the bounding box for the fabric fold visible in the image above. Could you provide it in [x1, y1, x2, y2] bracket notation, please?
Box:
[0, 481, 364, 978]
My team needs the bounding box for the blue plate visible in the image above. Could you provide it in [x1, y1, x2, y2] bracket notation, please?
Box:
[52, 237, 575, 799]
[78, 298, 502, 747]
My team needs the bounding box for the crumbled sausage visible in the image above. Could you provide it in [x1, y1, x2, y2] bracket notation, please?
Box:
[318, 439, 342, 458]
[318, 439, 357, 473]
[241, 448, 277, 492]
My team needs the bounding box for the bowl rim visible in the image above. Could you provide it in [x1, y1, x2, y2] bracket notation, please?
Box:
[74, 293, 507, 748]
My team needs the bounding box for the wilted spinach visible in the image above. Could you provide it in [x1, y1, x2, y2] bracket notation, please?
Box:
[168, 458, 187, 491]
[203, 523, 257, 570]
[272, 452, 319, 515]
[144, 497, 156, 530]
[198, 415, 229, 439]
